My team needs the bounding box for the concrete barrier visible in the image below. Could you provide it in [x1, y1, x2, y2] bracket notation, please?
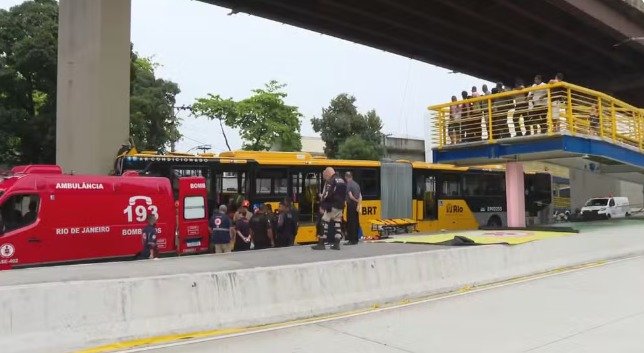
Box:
[2, 225, 644, 353]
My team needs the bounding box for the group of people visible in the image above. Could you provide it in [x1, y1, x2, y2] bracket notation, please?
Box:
[208, 198, 300, 254]
[137, 166, 363, 259]
[448, 73, 565, 144]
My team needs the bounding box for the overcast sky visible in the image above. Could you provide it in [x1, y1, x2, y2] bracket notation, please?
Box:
[1, 0, 492, 153]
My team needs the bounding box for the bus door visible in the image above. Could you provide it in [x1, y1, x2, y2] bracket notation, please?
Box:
[176, 177, 209, 255]
[414, 173, 438, 220]
[298, 170, 323, 224]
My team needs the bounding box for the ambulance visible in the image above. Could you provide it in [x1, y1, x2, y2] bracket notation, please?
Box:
[0, 165, 210, 270]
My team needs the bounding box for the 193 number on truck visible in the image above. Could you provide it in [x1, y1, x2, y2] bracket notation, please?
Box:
[123, 196, 159, 222]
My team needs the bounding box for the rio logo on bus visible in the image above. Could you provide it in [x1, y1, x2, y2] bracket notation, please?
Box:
[445, 203, 464, 213]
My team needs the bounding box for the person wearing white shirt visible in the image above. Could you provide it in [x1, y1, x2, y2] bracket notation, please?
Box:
[527, 75, 547, 134]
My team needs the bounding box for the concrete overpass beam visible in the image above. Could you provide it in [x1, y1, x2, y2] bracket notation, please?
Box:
[56, 0, 132, 174]
[556, 0, 644, 49]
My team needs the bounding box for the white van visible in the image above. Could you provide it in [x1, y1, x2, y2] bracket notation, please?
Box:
[581, 197, 630, 220]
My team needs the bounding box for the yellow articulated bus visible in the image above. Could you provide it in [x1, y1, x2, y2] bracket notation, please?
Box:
[114, 150, 552, 243]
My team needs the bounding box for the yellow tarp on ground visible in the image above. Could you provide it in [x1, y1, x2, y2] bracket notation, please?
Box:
[382, 229, 578, 245]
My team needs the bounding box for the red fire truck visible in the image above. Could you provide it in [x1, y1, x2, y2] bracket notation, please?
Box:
[0, 165, 210, 270]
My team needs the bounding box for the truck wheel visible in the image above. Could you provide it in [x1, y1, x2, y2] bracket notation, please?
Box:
[487, 215, 502, 228]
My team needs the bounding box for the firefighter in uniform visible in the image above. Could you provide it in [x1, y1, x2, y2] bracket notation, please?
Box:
[312, 167, 347, 250]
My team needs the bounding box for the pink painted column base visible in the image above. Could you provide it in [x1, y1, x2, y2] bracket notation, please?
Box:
[505, 162, 526, 228]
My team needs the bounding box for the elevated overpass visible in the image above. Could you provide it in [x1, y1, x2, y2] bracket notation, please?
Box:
[201, 0, 644, 106]
[429, 82, 643, 222]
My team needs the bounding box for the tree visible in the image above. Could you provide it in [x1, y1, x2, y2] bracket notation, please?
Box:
[0, 0, 182, 165]
[0, 0, 58, 164]
[337, 135, 383, 160]
[129, 53, 181, 151]
[192, 80, 302, 151]
[311, 94, 385, 160]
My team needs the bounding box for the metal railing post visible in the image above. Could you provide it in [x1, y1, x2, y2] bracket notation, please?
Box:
[438, 110, 445, 148]
[488, 98, 494, 143]
[547, 88, 553, 134]
[611, 102, 617, 141]
[566, 88, 573, 134]
[598, 98, 604, 138]
[637, 110, 644, 151]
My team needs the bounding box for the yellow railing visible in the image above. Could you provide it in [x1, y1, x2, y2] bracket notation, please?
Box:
[429, 82, 644, 152]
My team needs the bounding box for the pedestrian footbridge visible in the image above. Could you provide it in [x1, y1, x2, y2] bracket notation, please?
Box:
[429, 82, 644, 184]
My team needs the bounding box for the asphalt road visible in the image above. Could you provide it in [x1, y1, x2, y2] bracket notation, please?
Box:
[126, 255, 644, 353]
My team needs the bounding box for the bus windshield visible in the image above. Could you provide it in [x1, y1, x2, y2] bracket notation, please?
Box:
[585, 198, 608, 207]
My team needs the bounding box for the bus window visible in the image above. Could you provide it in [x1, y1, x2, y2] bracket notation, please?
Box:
[415, 175, 425, 198]
[424, 176, 437, 220]
[291, 172, 302, 201]
[462, 173, 504, 196]
[441, 174, 460, 197]
[358, 169, 379, 199]
[241, 172, 249, 194]
[222, 172, 238, 193]
[255, 169, 288, 196]
[276, 177, 288, 196]
[483, 174, 505, 195]
[256, 178, 272, 194]
[461, 175, 481, 196]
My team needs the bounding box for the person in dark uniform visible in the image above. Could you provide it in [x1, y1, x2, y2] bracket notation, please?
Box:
[249, 204, 274, 250]
[233, 216, 252, 251]
[275, 201, 297, 247]
[139, 214, 158, 260]
[283, 197, 300, 245]
[314, 206, 324, 242]
[312, 167, 347, 250]
[209, 205, 233, 253]
[265, 204, 279, 241]
[344, 171, 362, 245]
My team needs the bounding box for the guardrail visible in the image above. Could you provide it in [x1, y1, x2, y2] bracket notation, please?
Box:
[429, 82, 644, 152]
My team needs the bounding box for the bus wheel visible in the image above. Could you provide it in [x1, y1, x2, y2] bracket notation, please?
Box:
[487, 215, 502, 228]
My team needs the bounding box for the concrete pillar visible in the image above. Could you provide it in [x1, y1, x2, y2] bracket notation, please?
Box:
[505, 162, 526, 227]
[56, 0, 132, 174]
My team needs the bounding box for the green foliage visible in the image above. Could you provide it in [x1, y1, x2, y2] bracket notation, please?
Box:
[129, 52, 181, 151]
[0, 0, 58, 164]
[192, 80, 302, 151]
[311, 94, 384, 160]
[0, 1, 182, 164]
[337, 135, 384, 160]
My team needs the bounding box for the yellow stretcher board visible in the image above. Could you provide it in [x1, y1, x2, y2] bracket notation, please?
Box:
[369, 218, 418, 239]
[382, 229, 578, 245]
